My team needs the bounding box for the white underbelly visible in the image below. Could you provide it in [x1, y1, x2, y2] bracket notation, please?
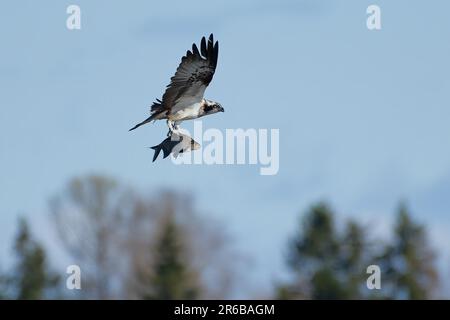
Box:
[169, 102, 202, 121]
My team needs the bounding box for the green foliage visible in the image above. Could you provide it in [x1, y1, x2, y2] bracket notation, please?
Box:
[278, 202, 438, 300]
[288, 203, 340, 267]
[378, 204, 438, 299]
[9, 218, 59, 299]
[311, 267, 346, 299]
[280, 203, 369, 299]
[139, 214, 199, 300]
[1, 174, 440, 300]
[51, 176, 236, 299]
[0, 270, 9, 299]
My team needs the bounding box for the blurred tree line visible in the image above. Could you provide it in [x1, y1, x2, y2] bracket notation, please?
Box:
[276, 203, 438, 299]
[0, 175, 240, 299]
[0, 175, 441, 299]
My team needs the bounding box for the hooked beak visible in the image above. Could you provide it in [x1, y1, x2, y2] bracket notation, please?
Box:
[193, 142, 201, 150]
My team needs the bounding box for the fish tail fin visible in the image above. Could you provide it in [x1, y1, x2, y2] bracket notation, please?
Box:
[150, 144, 162, 162]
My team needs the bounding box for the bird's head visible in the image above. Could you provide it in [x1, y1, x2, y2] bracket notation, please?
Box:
[203, 99, 224, 115]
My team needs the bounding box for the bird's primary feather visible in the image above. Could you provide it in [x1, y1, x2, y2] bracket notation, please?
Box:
[129, 34, 220, 132]
[150, 34, 219, 117]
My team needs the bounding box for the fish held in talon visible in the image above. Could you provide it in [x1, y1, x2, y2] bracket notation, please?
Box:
[150, 132, 201, 162]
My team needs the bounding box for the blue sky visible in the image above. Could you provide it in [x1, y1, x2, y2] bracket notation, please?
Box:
[1, 0, 450, 297]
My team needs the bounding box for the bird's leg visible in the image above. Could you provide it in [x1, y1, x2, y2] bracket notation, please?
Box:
[166, 120, 182, 137]
[166, 120, 175, 136]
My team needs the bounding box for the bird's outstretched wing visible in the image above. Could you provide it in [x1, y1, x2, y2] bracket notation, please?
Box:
[151, 34, 219, 117]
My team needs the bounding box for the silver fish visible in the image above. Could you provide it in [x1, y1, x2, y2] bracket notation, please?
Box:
[150, 132, 201, 162]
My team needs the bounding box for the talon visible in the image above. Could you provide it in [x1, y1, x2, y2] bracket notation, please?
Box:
[166, 120, 182, 136]
[166, 120, 175, 135]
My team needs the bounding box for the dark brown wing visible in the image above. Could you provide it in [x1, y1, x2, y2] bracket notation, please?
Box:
[150, 34, 219, 115]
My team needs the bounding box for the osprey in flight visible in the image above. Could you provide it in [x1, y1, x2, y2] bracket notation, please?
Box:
[129, 34, 223, 134]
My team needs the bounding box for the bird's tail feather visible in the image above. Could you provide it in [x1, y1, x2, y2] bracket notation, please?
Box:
[129, 115, 153, 131]
[129, 108, 168, 131]
[162, 147, 172, 159]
